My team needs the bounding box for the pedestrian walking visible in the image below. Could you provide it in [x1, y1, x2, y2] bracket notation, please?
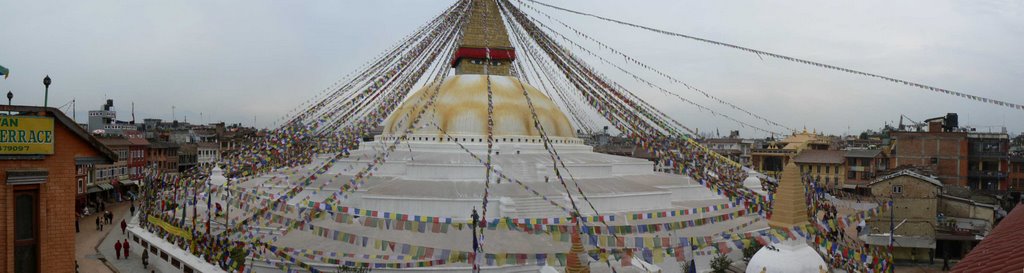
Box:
[142, 249, 149, 269]
[130, 202, 136, 216]
[95, 216, 101, 231]
[120, 219, 127, 235]
[114, 240, 123, 260]
[123, 239, 130, 258]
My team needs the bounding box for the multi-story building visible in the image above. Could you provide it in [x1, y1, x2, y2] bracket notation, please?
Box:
[178, 143, 198, 172]
[844, 149, 889, 189]
[889, 113, 1014, 191]
[87, 99, 139, 135]
[1009, 155, 1024, 197]
[197, 141, 220, 167]
[966, 132, 1009, 191]
[890, 130, 969, 187]
[864, 169, 941, 261]
[95, 136, 132, 201]
[0, 105, 116, 273]
[148, 141, 180, 175]
[125, 132, 149, 180]
[703, 131, 754, 167]
[794, 149, 846, 189]
[751, 129, 832, 177]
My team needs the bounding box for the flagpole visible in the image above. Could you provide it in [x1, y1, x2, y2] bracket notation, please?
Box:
[889, 195, 895, 272]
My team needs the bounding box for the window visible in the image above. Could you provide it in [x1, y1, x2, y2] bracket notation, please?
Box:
[893, 185, 903, 194]
[816, 165, 821, 173]
[826, 166, 831, 174]
[848, 171, 856, 179]
[14, 187, 39, 273]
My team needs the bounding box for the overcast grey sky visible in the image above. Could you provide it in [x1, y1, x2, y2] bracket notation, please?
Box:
[1, 0, 1021, 138]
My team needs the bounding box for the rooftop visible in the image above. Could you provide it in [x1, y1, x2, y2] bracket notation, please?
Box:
[869, 169, 942, 188]
[97, 137, 132, 147]
[952, 203, 1024, 273]
[844, 149, 882, 158]
[149, 141, 180, 149]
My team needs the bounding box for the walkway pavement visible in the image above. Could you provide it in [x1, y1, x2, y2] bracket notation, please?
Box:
[76, 200, 169, 273]
[75, 201, 127, 273]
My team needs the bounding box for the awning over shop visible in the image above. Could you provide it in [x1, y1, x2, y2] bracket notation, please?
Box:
[121, 179, 139, 186]
[97, 183, 114, 191]
[86, 185, 103, 194]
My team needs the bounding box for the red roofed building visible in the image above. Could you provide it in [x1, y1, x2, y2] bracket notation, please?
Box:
[951, 203, 1024, 272]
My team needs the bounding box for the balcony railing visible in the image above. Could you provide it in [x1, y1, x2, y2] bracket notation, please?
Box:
[968, 151, 1008, 159]
[968, 170, 1008, 179]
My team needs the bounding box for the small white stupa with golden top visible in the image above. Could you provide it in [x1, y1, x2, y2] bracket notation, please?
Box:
[746, 161, 827, 273]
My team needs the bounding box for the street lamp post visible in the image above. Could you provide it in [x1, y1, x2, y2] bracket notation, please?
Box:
[6, 91, 12, 107]
[43, 75, 51, 107]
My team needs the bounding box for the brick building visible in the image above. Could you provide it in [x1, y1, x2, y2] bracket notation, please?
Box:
[95, 136, 130, 201]
[0, 105, 115, 273]
[890, 131, 969, 187]
[125, 132, 149, 179]
[1010, 155, 1024, 198]
[844, 149, 889, 188]
[148, 141, 179, 175]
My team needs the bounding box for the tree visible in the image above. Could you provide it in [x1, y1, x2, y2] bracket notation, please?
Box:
[679, 259, 694, 273]
[710, 253, 733, 273]
[743, 241, 762, 261]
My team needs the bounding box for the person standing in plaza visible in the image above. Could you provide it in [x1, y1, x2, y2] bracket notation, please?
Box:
[130, 202, 136, 216]
[120, 219, 127, 235]
[114, 240, 122, 260]
[95, 216, 101, 231]
[142, 249, 149, 269]
[122, 239, 130, 258]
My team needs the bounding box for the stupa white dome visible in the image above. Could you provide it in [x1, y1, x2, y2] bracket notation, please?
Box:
[743, 175, 761, 188]
[746, 239, 827, 273]
[209, 165, 227, 186]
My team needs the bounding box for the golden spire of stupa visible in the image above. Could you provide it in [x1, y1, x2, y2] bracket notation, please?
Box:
[768, 160, 809, 228]
[453, 0, 516, 76]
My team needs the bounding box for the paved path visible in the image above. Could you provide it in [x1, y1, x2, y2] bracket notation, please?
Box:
[75, 201, 129, 273]
[76, 200, 170, 273]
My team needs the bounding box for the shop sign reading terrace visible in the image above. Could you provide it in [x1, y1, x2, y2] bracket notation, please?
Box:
[0, 116, 55, 154]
